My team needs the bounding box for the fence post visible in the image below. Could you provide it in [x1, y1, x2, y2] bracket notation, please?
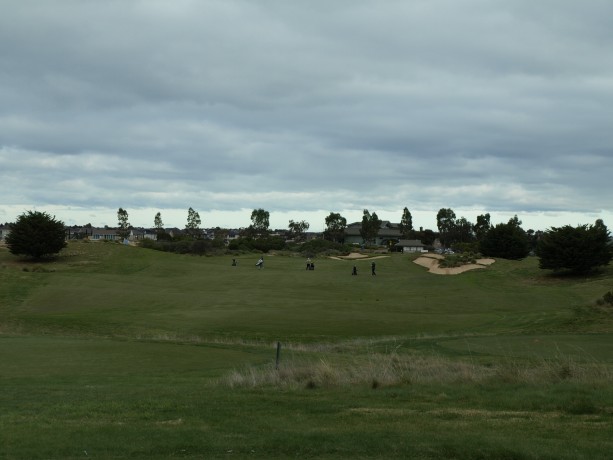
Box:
[275, 341, 281, 370]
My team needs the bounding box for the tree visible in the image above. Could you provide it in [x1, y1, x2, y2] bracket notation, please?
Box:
[453, 217, 475, 244]
[415, 227, 436, 246]
[436, 208, 456, 247]
[288, 219, 310, 241]
[212, 227, 229, 245]
[536, 220, 612, 274]
[250, 208, 270, 236]
[479, 216, 529, 260]
[324, 212, 347, 243]
[154, 212, 164, 230]
[360, 209, 382, 245]
[116, 208, 131, 240]
[399, 207, 413, 239]
[473, 213, 491, 241]
[154, 211, 171, 240]
[6, 211, 67, 259]
[185, 207, 203, 239]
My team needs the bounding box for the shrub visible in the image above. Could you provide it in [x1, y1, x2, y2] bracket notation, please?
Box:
[227, 236, 286, 253]
[6, 210, 67, 259]
[452, 242, 479, 254]
[140, 238, 215, 255]
[537, 221, 612, 274]
[438, 253, 477, 268]
[596, 290, 613, 307]
[297, 239, 351, 257]
[480, 221, 529, 260]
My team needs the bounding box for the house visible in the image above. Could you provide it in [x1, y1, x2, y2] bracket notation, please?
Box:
[129, 228, 157, 241]
[165, 228, 185, 239]
[0, 224, 11, 242]
[89, 228, 119, 241]
[65, 226, 94, 240]
[395, 239, 427, 253]
[344, 221, 402, 246]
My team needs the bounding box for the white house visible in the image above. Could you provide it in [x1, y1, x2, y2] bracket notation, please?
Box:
[0, 224, 11, 242]
[395, 239, 427, 253]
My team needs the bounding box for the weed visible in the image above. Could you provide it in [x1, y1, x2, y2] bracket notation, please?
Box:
[596, 290, 613, 307]
[563, 397, 599, 415]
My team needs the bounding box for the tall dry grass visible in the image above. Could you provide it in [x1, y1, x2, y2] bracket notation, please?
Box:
[220, 352, 613, 389]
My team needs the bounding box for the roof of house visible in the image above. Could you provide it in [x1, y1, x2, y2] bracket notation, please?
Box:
[395, 239, 424, 247]
[90, 228, 119, 235]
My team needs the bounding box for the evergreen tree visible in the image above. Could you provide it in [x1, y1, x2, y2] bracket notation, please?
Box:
[360, 209, 382, 245]
[480, 216, 529, 260]
[454, 217, 475, 243]
[323, 212, 347, 243]
[117, 208, 131, 240]
[288, 219, 310, 241]
[536, 220, 612, 274]
[473, 213, 491, 241]
[436, 208, 456, 247]
[6, 211, 67, 259]
[399, 207, 413, 239]
[250, 208, 270, 237]
[186, 207, 203, 239]
[154, 212, 163, 230]
[154, 212, 171, 240]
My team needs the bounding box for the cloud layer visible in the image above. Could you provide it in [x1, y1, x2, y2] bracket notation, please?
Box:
[1, 1, 612, 229]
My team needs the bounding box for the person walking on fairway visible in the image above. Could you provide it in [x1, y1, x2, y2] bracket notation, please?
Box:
[352, 265, 357, 276]
[256, 257, 264, 269]
[371, 261, 376, 276]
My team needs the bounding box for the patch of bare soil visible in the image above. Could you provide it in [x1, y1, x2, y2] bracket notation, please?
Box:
[414, 254, 495, 275]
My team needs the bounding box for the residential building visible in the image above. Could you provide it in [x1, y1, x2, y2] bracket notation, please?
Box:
[0, 224, 11, 242]
[344, 221, 402, 246]
[395, 239, 427, 253]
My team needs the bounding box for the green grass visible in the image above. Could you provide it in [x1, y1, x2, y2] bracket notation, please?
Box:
[1, 242, 613, 459]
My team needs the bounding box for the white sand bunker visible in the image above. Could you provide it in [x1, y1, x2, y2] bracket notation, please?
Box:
[329, 252, 390, 261]
[414, 254, 495, 275]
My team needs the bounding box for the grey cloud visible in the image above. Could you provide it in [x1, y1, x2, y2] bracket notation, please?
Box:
[1, 0, 612, 227]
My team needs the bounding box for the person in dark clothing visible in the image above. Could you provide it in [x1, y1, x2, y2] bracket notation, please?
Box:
[371, 261, 376, 276]
[352, 265, 357, 276]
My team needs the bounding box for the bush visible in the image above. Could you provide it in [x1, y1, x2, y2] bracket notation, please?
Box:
[452, 242, 479, 254]
[596, 291, 613, 307]
[227, 236, 286, 253]
[480, 222, 529, 260]
[296, 239, 351, 257]
[6, 211, 67, 259]
[140, 238, 215, 255]
[537, 221, 612, 274]
[438, 253, 477, 268]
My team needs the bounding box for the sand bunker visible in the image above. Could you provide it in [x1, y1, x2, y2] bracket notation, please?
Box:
[330, 252, 390, 261]
[414, 254, 495, 275]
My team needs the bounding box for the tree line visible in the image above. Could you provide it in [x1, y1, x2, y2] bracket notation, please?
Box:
[3, 207, 612, 275]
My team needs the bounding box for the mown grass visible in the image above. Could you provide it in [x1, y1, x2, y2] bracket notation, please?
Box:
[1, 241, 612, 459]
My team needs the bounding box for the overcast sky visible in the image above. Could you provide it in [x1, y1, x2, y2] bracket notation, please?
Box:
[1, 0, 612, 231]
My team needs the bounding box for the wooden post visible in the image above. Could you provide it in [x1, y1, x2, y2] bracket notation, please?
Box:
[275, 341, 281, 370]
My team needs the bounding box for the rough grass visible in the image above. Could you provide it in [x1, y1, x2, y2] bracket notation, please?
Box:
[221, 351, 613, 390]
[1, 242, 613, 459]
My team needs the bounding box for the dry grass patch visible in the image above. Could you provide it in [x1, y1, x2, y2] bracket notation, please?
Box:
[220, 352, 613, 389]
